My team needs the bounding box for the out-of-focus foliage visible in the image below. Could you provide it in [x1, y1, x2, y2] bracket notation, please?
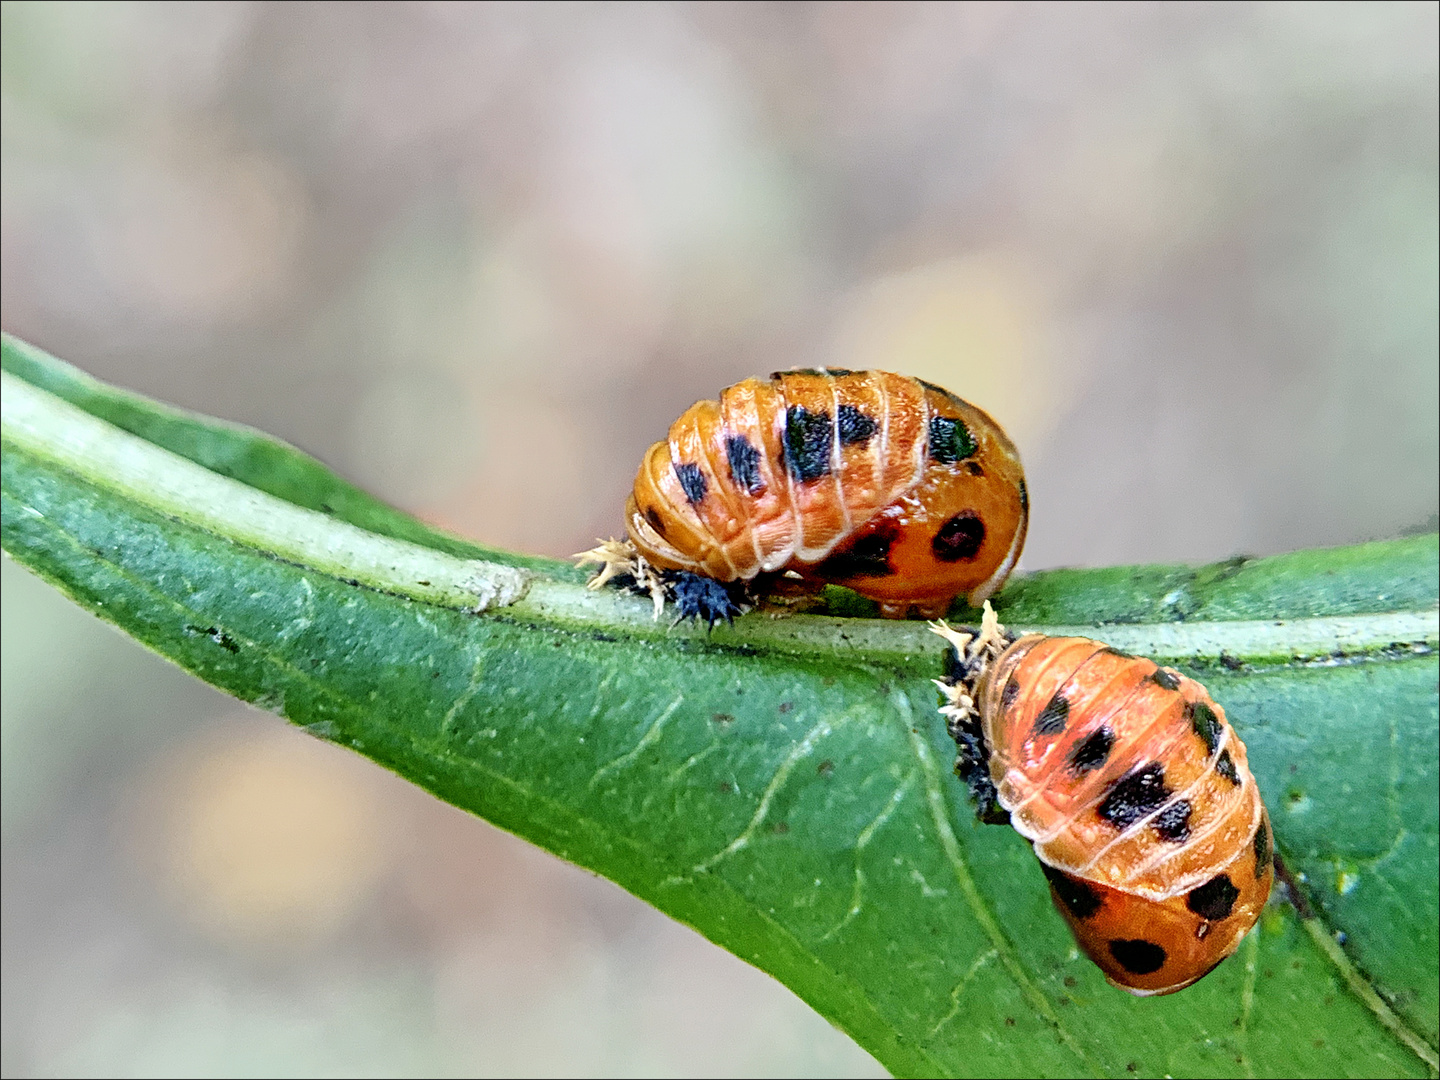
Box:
[3, 4, 1436, 1075]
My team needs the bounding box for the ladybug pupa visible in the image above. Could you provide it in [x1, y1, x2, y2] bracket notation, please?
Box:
[580, 368, 1028, 622]
[933, 605, 1274, 996]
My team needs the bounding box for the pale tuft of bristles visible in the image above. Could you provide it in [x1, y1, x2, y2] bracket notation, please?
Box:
[929, 601, 1010, 727]
[574, 538, 667, 619]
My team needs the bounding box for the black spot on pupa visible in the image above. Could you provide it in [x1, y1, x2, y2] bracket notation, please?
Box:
[1150, 667, 1181, 692]
[675, 462, 707, 505]
[1001, 676, 1020, 710]
[1068, 725, 1115, 774]
[725, 434, 764, 495]
[1108, 939, 1167, 975]
[1041, 865, 1102, 919]
[644, 507, 666, 536]
[1215, 749, 1240, 785]
[932, 511, 985, 562]
[818, 526, 896, 579]
[1188, 701, 1222, 756]
[837, 404, 878, 445]
[1097, 763, 1172, 831]
[1018, 479, 1029, 513]
[1186, 874, 1240, 921]
[1253, 813, 1271, 878]
[1100, 646, 1135, 659]
[916, 379, 969, 410]
[783, 406, 833, 482]
[963, 460, 984, 476]
[1031, 692, 1069, 738]
[771, 367, 853, 379]
[1153, 799, 1193, 843]
[928, 415, 978, 464]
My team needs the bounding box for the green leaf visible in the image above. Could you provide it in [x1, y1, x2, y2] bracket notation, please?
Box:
[3, 333, 1436, 1078]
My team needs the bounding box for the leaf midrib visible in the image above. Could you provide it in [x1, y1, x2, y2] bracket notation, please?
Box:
[4, 371, 1435, 680]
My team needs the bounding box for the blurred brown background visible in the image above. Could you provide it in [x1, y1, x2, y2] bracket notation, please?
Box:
[2, 2, 1436, 1076]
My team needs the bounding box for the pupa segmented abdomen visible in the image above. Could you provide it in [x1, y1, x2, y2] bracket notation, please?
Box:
[626, 368, 1028, 618]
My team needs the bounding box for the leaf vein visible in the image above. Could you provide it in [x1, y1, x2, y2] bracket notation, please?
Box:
[821, 774, 917, 943]
[440, 652, 487, 733]
[692, 717, 832, 875]
[928, 948, 999, 1038]
[896, 687, 1102, 1075]
[589, 694, 684, 791]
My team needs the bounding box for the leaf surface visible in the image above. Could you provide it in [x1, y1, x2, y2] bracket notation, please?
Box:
[3, 334, 1436, 1078]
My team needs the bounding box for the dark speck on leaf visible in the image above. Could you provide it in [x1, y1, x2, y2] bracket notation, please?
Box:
[187, 625, 240, 654]
[712, 713, 735, 725]
[817, 760, 834, 777]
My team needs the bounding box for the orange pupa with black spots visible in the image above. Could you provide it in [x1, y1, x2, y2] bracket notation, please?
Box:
[937, 618, 1274, 996]
[626, 369, 1028, 618]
